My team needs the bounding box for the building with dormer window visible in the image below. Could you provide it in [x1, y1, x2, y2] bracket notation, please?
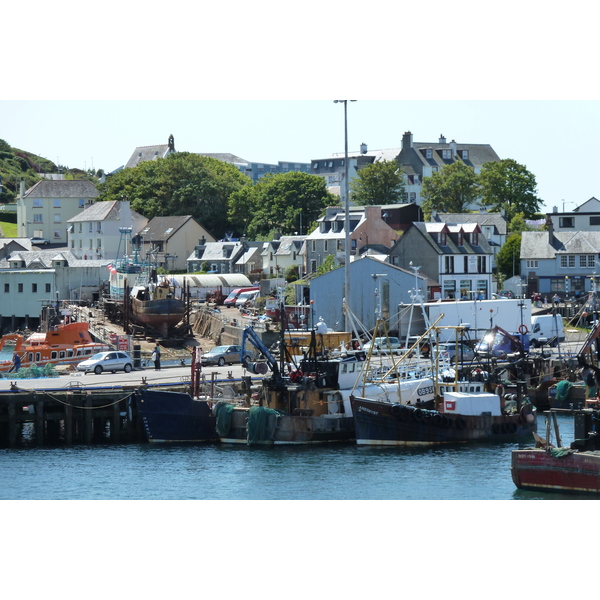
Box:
[388, 222, 493, 300]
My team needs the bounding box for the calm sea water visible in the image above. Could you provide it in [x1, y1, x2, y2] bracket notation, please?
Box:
[0, 413, 588, 501]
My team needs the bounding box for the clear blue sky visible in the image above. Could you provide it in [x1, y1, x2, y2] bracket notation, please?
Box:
[2, 99, 598, 214]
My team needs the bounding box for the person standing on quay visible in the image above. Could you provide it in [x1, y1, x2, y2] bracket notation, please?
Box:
[152, 344, 161, 371]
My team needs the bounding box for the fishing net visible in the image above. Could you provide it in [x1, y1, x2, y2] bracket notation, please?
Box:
[247, 406, 279, 445]
[214, 401, 235, 436]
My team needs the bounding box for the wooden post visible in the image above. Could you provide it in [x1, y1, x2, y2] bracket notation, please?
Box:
[65, 397, 73, 445]
[84, 395, 93, 444]
[111, 399, 121, 442]
[7, 398, 16, 448]
[35, 400, 44, 446]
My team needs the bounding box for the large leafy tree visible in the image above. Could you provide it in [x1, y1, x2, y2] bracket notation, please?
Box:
[350, 159, 405, 205]
[229, 171, 336, 239]
[479, 158, 540, 219]
[496, 233, 523, 280]
[420, 162, 480, 218]
[97, 152, 252, 239]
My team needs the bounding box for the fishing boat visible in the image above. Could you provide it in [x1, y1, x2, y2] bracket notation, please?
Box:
[350, 325, 537, 446]
[107, 228, 185, 337]
[511, 408, 600, 494]
[0, 321, 109, 372]
[214, 322, 367, 445]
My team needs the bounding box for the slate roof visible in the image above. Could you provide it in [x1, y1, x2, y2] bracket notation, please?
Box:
[0, 249, 109, 268]
[24, 179, 99, 199]
[433, 212, 507, 235]
[521, 230, 600, 259]
[409, 222, 492, 255]
[125, 144, 172, 169]
[139, 216, 197, 242]
[66, 200, 121, 222]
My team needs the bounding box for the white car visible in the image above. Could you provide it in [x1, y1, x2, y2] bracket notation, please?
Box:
[77, 351, 134, 374]
[30, 237, 50, 246]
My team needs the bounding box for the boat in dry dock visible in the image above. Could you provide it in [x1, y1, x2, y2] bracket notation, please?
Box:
[511, 408, 600, 495]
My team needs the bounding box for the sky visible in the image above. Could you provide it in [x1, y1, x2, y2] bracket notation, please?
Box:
[2, 99, 599, 214]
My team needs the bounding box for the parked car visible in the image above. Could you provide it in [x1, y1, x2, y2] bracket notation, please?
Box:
[235, 290, 260, 309]
[223, 287, 260, 307]
[30, 237, 50, 245]
[363, 336, 402, 355]
[433, 342, 475, 363]
[77, 351, 134, 374]
[201, 345, 252, 366]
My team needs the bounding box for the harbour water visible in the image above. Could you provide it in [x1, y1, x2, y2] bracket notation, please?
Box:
[0, 413, 587, 500]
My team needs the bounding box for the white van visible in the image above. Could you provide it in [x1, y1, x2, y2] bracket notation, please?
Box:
[530, 314, 565, 347]
[235, 290, 260, 309]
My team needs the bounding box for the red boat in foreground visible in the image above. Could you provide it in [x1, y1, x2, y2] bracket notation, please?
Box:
[511, 409, 600, 495]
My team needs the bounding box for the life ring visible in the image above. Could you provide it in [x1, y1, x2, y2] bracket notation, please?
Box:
[390, 404, 402, 417]
[431, 413, 444, 427]
[518, 324, 529, 335]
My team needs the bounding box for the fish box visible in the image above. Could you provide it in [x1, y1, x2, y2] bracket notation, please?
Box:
[443, 391, 502, 416]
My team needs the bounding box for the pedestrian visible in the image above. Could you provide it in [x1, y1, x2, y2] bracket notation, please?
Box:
[11, 352, 21, 373]
[152, 344, 161, 371]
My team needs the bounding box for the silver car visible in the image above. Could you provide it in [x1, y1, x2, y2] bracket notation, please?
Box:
[433, 342, 475, 363]
[77, 351, 134, 374]
[201, 345, 252, 366]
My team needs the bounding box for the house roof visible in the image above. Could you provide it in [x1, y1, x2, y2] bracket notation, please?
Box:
[125, 144, 171, 169]
[67, 200, 120, 222]
[139, 216, 197, 242]
[408, 222, 492, 255]
[1, 249, 109, 268]
[521, 230, 600, 259]
[433, 212, 507, 235]
[24, 179, 99, 199]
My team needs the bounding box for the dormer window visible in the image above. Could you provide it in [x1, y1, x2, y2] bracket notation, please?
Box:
[426, 149, 432, 159]
[442, 149, 451, 159]
[462, 150, 469, 160]
[439, 232, 447, 245]
[457, 233, 464, 246]
[471, 232, 479, 245]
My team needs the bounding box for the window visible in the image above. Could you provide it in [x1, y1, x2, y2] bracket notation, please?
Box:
[324, 240, 328, 252]
[478, 256, 486, 273]
[53, 199, 61, 208]
[445, 256, 454, 274]
[79, 199, 85, 208]
[464, 256, 469, 273]
[526, 260, 539, 269]
[409, 192, 416, 202]
[33, 199, 42, 207]
[313, 163, 319, 169]
[471, 232, 479, 245]
[33, 214, 43, 222]
[559, 217, 574, 228]
[54, 214, 61, 223]
[462, 150, 469, 160]
[337, 240, 343, 251]
[580, 254, 595, 268]
[457, 233, 464, 246]
[442, 149, 451, 159]
[18, 283, 23, 293]
[54, 230, 61, 239]
[45, 283, 51, 293]
[32, 283, 37, 293]
[426, 149, 432, 159]
[311, 240, 316, 252]
[78, 223, 82, 233]
[88, 223, 93, 232]
[590, 217, 600, 226]
[439, 233, 447, 245]
[4, 283, 8, 293]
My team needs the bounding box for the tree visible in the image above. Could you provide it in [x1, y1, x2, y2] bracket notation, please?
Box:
[479, 159, 540, 219]
[350, 159, 405, 205]
[229, 171, 336, 239]
[97, 152, 252, 239]
[508, 211, 533, 235]
[496, 233, 522, 280]
[420, 162, 480, 218]
[317, 253, 339, 276]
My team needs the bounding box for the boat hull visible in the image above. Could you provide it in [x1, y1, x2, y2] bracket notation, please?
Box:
[131, 298, 185, 335]
[218, 406, 355, 445]
[350, 396, 537, 446]
[511, 448, 600, 494]
[136, 388, 218, 443]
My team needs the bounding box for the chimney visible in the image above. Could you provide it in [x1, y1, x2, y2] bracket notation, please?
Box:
[547, 217, 554, 243]
[449, 139, 457, 156]
[439, 134, 446, 144]
[360, 143, 368, 154]
[402, 131, 413, 150]
[552, 206, 558, 213]
[20, 177, 25, 199]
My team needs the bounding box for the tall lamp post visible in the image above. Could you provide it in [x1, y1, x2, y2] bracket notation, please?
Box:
[334, 100, 356, 325]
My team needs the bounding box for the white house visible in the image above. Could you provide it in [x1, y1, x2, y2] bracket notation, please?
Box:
[66, 200, 148, 260]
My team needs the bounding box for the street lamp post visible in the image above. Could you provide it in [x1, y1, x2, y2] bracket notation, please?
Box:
[334, 100, 356, 326]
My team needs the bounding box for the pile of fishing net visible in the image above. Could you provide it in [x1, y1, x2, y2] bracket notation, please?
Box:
[0, 363, 59, 379]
